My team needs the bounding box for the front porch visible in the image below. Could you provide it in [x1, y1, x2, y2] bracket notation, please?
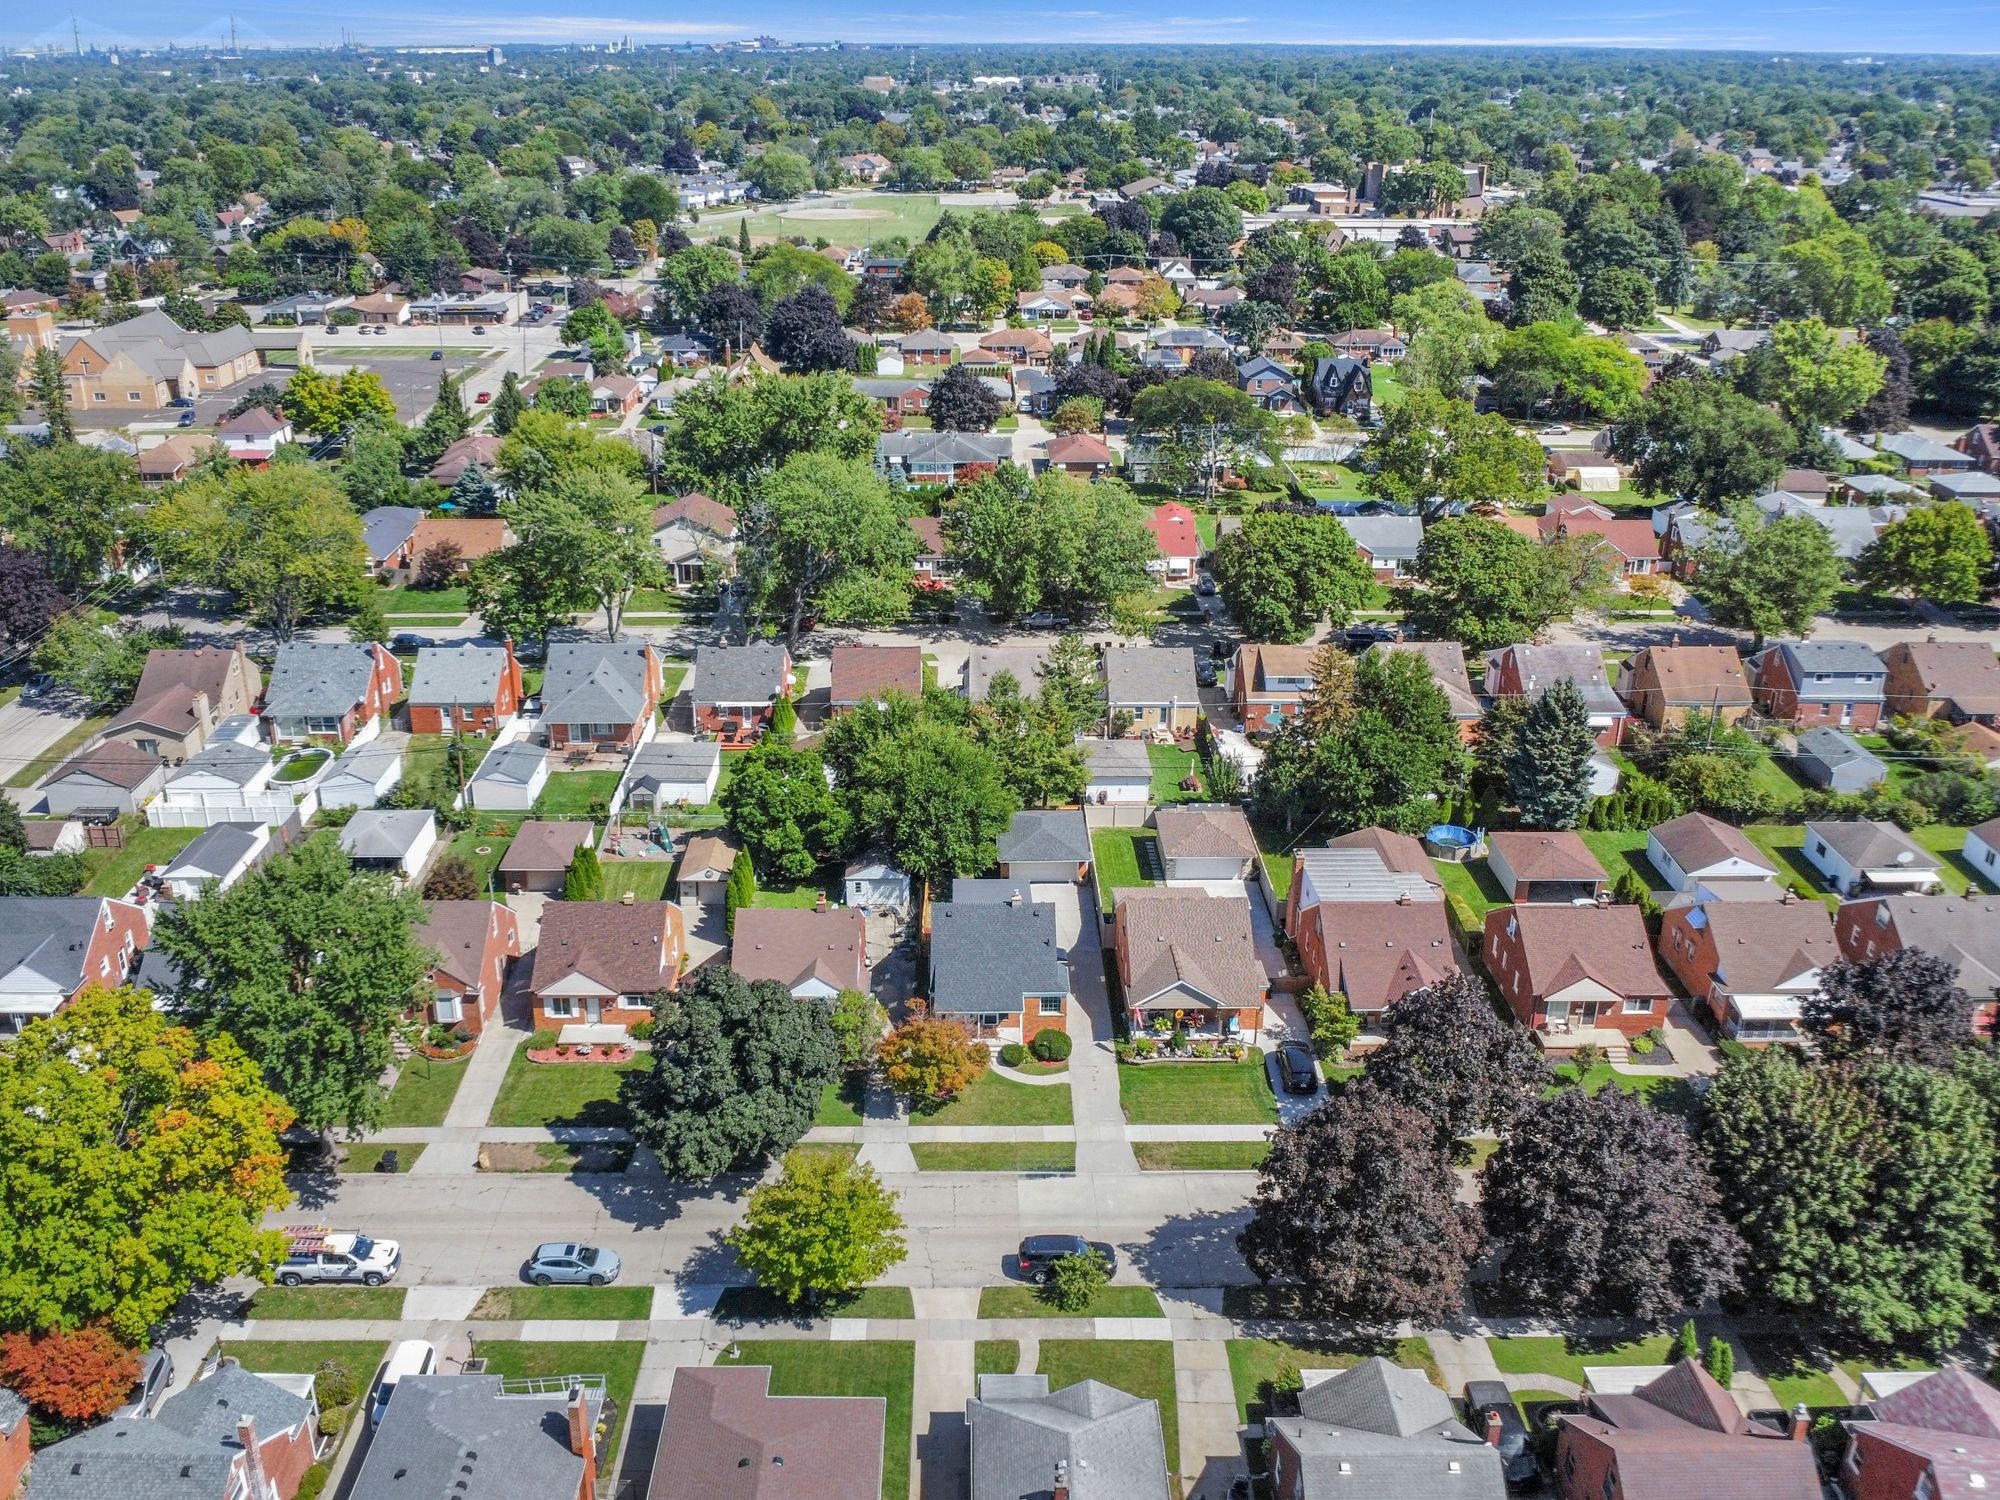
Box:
[1532, 1023, 1632, 1063]
[1130, 1003, 1263, 1045]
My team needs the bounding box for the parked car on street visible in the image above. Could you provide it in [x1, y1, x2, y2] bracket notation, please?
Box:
[430, 349, 444, 360]
[113, 1347, 175, 1419]
[1464, 1380, 1541, 1491]
[1016, 1235, 1117, 1283]
[476, 391, 492, 404]
[524, 1243, 621, 1286]
[276, 1228, 402, 1286]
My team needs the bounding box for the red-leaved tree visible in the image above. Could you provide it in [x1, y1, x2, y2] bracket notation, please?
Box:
[0, 1325, 143, 1421]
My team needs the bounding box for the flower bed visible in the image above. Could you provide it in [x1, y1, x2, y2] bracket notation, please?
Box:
[1115, 1038, 1250, 1064]
[418, 1038, 476, 1060]
[527, 1044, 635, 1065]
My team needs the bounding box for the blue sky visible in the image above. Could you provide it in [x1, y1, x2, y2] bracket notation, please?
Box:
[16, 0, 1998, 56]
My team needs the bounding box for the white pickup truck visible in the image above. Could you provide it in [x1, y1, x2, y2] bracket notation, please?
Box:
[275, 1227, 403, 1287]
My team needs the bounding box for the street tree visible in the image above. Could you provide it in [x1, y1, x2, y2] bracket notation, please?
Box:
[0, 544, 67, 654]
[1506, 677, 1599, 830]
[1483, 1088, 1743, 1321]
[1238, 1085, 1482, 1326]
[743, 453, 916, 646]
[156, 833, 434, 1139]
[1859, 503, 1993, 606]
[1801, 949, 1979, 1068]
[717, 741, 850, 884]
[1606, 371, 1790, 507]
[1363, 976, 1549, 1156]
[729, 1150, 907, 1307]
[1209, 507, 1373, 643]
[1129, 379, 1276, 503]
[1159, 187, 1243, 266]
[31, 613, 177, 710]
[625, 968, 839, 1180]
[1691, 502, 1845, 648]
[0, 987, 292, 1343]
[1405, 516, 1578, 651]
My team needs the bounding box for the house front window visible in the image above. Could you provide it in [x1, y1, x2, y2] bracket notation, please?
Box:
[1038, 996, 1064, 1015]
[434, 994, 462, 1024]
[305, 715, 342, 735]
[545, 997, 577, 1018]
[1623, 995, 1655, 1014]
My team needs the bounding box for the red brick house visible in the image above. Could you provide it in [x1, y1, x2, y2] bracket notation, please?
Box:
[540, 640, 663, 751]
[691, 643, 792, 739]
[1745, 639, 1888, 730]
[1881, 640, 2000, 724]
[1537, 507, 1662, 576]
[1833, 893, 2000, 1035]
[1554, 1361, 1819, 1500]
[976, 327, 1054, 367]
[1957, 423, 2000, 475]
[906, 515, 951, 590]
[927, 894, 1072, 1045]
[1483, 902, 1673, 1049]
[418, 900, 522, 1033]
[1614, 644, 1753, 729]
[1288, 830, 1457, 1027]
[1841, 1368, 2000, 1500]
[1658, 894, 1838, 1045]
[1485, 644, 1630, 748]
[0, 898, 152, 1036]
[406, 640, 524, 735]
[259, 641, 403, 746]
[528, 900, 683, 1033]
[1232, 643, 1317, 734]
[1043, 432, 1113, 479]
[1113, 888, 1269, 1041]
[0, 1388, 27, 1500]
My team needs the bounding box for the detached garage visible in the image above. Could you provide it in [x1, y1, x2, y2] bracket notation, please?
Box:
[996, 810, 1092, 884]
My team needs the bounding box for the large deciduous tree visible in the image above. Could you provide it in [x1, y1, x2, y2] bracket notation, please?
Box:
[1606, 371, 1789, 508]
[1238, 1085, 1482, 1326]
[1363, 390, 1547, 509]
[1505, 677, 1599, 830]
[661, 373, 879, 507]
[1690, 502, 1844, 648]
[718, 741, 850, 884]
[156, 834, 433, 1138]
[742, 453, 916, 647]
[1129, 379, 1275, 502]
[1801, 949, 1979, 1068]
[1362, 976, 1550, 1156]
[927, 362, 1002, 432]
[1405, 516, 1578, 651]
[0, 987, 292, 1343]
[624, 968, 838, 1180]
[0, 442, 142, 594]
[1484, 1088, 1743, 1322]
[728, 1150, 907, 1307]
[1209, 507, 1373, 644]
[831, 707, 1021, 887]
[0, 544, 68, 653]
[1859, 503, 1993, 607]
[765, 285, 857, 373]
[944, 466, 1158, 623]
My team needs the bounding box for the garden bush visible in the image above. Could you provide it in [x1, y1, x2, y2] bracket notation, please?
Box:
[999, 1042, 1029, 1067]
[1031, 1029, 1072, 1062]
[527, 1028, 560, 1051]
[313, 1358, 359, 1409]
[629, 1019, 656, 1042]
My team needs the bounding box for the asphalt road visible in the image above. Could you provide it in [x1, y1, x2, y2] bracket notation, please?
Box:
[0, 696, 91, 800]
[276, 1168, 1260, 1290]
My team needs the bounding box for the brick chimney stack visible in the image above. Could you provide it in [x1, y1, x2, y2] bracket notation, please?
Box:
[1486, 1407, 1503, 1447]
[568, 1384, 597, 1500]
[1790, 1402, 1810, 1442]
[237, 1416, 273, 1500]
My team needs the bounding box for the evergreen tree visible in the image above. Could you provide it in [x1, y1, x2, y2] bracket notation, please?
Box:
[28, 348, 71, 444]
[448, 464, 500, 516]
[726, 847, 757, 935]
[738, 217, 752, 259]
[1673, 1319, 1700, 1364]
[490, 370, 525, 435]
[1704, 1336, 1734, 1387]
[562, 841, 604, 901]
[1505, 677, 1597, 829]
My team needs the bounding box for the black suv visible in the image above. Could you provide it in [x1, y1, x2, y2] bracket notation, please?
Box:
[1017, 1235, 1116, 1282]
[1275, 1041, 1319, 1095]
[1464, 1380, 1540, 1491]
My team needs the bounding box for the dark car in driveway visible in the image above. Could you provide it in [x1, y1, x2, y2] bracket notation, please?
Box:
[1016, 1234, 1117, 1282]
[1464, 1380, 1540, 1491]
[1275, 1040, 1319, 1095]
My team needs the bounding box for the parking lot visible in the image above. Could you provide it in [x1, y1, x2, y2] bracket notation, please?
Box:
[311, 346, 504, 422]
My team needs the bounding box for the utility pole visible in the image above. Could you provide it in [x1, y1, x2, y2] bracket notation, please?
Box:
[72, 14, 81, 56]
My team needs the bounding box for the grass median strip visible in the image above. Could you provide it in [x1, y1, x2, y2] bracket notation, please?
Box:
[245, 1287, 406, 1320]
[1132, 1140, 1270, 1171]
[717, 1340, 915, 1500]
[714, 1285, 915, 1321]
[470, 1286, 652, 1320]
[478, 1139, 636, 1173]
[977, 1285, 1163, 1319]
[910, 1141, 1075, 1172]
[339, 1142, 426, 1173]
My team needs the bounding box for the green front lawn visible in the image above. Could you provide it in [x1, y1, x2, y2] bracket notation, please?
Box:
[1227, 1337, 1442, 1424]
[601, 861, 672, 902]
[472, 1340, 644, 1471]
[80, 824, 198, 898]
[471, 1286, 652, 1320]
[1119, 1053, 1277, 1126]
[717, 1341, 915, 1500]
[1091, 826, 1158, 914]
[340, 1142, 427, 1173]
[536, 771, 619, 816]
[977, 1340, 1021, 1379]
[1488, 1334, 1677, 1387]
[914, 1070, 1074, 1126]
[383, 582, 472, 615]
[1133, 1140, 1270, 1171]
[488, 1048, 649, 1128]
[246, 1286, 406, 1320]
[382, 1053, 472, 1128]
[978, 1285, 1163, 1319]
[817, 1073, 868, 1125]
[1742, 1334, 1847, 1410]
[1038, 1341, 1177, 1476]
[910, 1141, 1076, 1171]
[1147, 744, 1203, 803]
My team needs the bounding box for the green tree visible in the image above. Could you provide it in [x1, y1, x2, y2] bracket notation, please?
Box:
[944, 466, 1158, 622]
[0, 441, 142, 593]
[829, 987, 887, 1070]
[746, 146, 815, 201]
[725, 847, 757, 936]
[1405, 516, 1576, 651]
[27, 348, 71, 444]
[744, 453, 916, 647]
[1044, 1250, 1111, 1312]
[1750, 317, 1887, 427]
[339, 423, 414, 512]
[490, 370, 526, 435]
[836, 709, 1021, 888]
[32, 613, 177, 710]
[1579, 266, 1657, 331]
[662, 373, 879, 508]
[1297, 983, 1361, 1061]
[1860, 503, 1993, 606]
[1506, 677, 1598, 830]
[1209, 508, 1373, 643]
[155, 834, 434, 1139]
[283, 366, 397, 436]
[505, 468, 663, 638]
[1129, 379, 1275, 502]
[624, 968, 839, 1180]
[562, 841, 604, 901]
[1506, 245, 1580, 326]
[1704, 1337, 1734, 1387]
[1159, 187, 1243, 266]
[1363, 390, 1547, 508]
[728, 1149, 907, 1307]
[1691, 502, 1844, 648]
[1393, 279, 1498, 397]
[0, 988, 292, 1343]
[718, 741, 850, 884]
[1673, 1319, 1700, 1364]
[1606, 373, 1790, 508]
[144, 466, 366, 640]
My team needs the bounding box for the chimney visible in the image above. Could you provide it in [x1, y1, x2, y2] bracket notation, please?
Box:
[1397, 890, 1411, 906]
[1485, 1407, 1503, 1447]
[568, 1384, 597, 1500]
[237, 1416, 273, 1500]
[1790, 1402, 1810, 1442]
[815, 892, 828, 912]
[1053, 1458, 1070, 1500]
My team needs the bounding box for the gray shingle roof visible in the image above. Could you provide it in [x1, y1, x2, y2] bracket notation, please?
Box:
[541, 641, 656, 726]
[170, 739, 270, 788]
[350, 1375, 600, 1500]
[1343, 513, 1425, 561]
[1794, 727, 1884, 773]
[470, 741, 547, 787]
[361, 504, 424, 561]
[998, 809, 1092, 867]
[409, 642, 508, 707]
[1273, 1358, 1506, 1500]
[876, 430, 1013, 465]
[1807, 818, 1938, 872]
[969, 1377, 1170, 1500]
[1489, 643, 1624, 717]
[626, 740, 720, 795]
[162, 823, 262, 881]
[693, 643, 789, 708]
[261, 641, 383, 720]
[1772, 638, 1886, 681]
[1104, 647, 1198, 707]
[0, 897, 115, 993]
[929, 899, 1070, 1014]
[1088, 739, 1151, 781]
[339, 808, 434, 861]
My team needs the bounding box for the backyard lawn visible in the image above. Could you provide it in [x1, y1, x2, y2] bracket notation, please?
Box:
[1578, 831, 1667, 890]
[752, 881, 836, 908]
[1487, 1334, 1677, 1386]
[1254, 824, 1296, 903]
[910, 1142, 1076, 1171]
[536, 770, 621, 816]
[1132, 1140, 1270, 1171]
[600, 860, 673, 901]
[1744, 825, 1837, 908]
[1147, 745, 1204, 803]
[1037, 1342, 1178, 1477]
[978, 1285, 1163, 1319]
[488, 1049, 649, 1128]
[1227, 1337, 1441, 1423]
[246, 1287, 406, 1320]
[1091, 826, 1159, 914]
[1119, 1054, 1277, 1126]
[717, 1340, 915, 1500]
[472, 1340, 644, 1471]
[80, 824, 198, 898]
[915, 1070, 1074, 1126]
[471, 1286, 652, 1320]
[404, 732, 493, 787]
[1433, 856, 1508, 918]
[444, 816, 524, 896]
[381, 1053, 472, 1128]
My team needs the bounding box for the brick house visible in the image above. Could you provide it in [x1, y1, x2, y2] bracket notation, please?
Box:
[103, 645, 261, 765]
[1044, 432, 1114, 479]
[1538, 508, 1662, 577]
[1485, 644, 1630, 748]
[1483, 902, 1673, 1048]
[1658, 894, 1838, 1044]
[1287, 830, 1458, 1026]
[1105, 646, 1201, 736]
[406, 640, 524, 735]
[691, 643, 792, 739]
[1615, 644, 1753, 729]
[1834, 893, 2000, 1035]
[1745, 639, 1887, 730]
[730, 905, 870, 999]
[977, 327, 1054, 367]
[907, 515, 952, 590]
[528, 900, 683, 1033]
[259, 641, 402, 746]
[418, 899, 522, 1033]
[540, 640, 664, 751]
[0, 904, 152, 1030]
[829, 644, 924, 712]
[1326, 328, 1409, 362]
[1113, 888, 1269, 1042]
[1232, 643, 1317, 735]
[928, 893, 1072, 1045]
[1553, 1360, 1819, 1500]
[0, 1390, 25, 1500]
[1880, 640, 2000, 724]
[1959, 422, 2000, 475]
[1840, 1368, 2000, 1500]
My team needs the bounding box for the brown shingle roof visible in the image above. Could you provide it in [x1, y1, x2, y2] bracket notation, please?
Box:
[411, 516, 510, 561]
[829, 645, 923, 706]
[1491, 904, 1670, 1001]
[653, 492, 738, 537]
[1488, 830, 1607, 885]
[1889, 641, 2000, 716]
[904, 515, 946, 554]
[730, 907, 868, 993]
[47, 741, 163, 790]
[497, 820, 595, 874]
[1116, 889, 1267, 1014]
[1239, 643, 1317, 697]
[1647, 812, 1774, 879]
[1628, 645, 1753, 708]
[649, 1365, 884, 1500]
[1154, 804, 1258, 862]
[1561, 1360, 1820, 1500]
[1305, 899, 1459, 1012]
[528, 900, 682, 998]
[418, 900, 513, 988]
[108, 647, 253, 736]
[1694, 899, 1838, 996]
